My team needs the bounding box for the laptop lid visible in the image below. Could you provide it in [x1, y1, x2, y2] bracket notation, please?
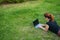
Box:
[33, 19, 39, 27]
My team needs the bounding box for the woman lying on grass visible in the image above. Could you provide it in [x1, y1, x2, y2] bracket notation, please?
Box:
[38, 13, 60, 36]
[44, 13, 60, 36]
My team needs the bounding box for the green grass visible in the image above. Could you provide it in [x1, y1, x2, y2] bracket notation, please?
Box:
[0, 0, 60, 40]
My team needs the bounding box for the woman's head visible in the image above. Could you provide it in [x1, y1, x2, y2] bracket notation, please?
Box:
[44, 13, 54, 22]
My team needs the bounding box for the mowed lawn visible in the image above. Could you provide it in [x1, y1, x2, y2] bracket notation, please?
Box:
[0, 0, 60, 40]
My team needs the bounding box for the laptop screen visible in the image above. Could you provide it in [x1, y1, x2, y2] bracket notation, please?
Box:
[33, 19, 39, 26]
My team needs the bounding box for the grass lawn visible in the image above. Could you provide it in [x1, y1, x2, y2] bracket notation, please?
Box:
[0, 0, 60, 40]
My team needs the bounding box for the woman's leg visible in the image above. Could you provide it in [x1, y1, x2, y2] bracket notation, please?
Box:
[58, 30, 60, 36]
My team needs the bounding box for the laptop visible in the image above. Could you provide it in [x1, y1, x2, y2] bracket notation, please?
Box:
[33, 19, 42, 28]
[33, 19, 39, 27]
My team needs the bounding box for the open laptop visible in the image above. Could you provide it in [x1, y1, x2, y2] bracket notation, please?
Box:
[33, 19, 42, 28]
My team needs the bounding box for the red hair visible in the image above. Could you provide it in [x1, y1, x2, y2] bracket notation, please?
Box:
[44, 13, 54, 22]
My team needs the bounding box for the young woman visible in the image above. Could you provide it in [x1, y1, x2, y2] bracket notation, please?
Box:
[43, 13, 60, 36]
[35, 13, 60, 36]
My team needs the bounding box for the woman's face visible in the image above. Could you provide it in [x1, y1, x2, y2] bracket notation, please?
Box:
[45, 17, 49, 21]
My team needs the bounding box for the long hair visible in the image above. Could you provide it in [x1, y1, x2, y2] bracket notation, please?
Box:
[44, 13, 54, 22]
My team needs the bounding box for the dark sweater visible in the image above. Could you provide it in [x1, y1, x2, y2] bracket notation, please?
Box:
[46, 20, 60, 34]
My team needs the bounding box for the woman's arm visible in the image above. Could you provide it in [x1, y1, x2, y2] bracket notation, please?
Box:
[39, 24, 49, 31]
[44, 24, 49, 31]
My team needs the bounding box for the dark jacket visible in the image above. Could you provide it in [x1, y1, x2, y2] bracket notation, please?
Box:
[46, 20, 60, 34]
